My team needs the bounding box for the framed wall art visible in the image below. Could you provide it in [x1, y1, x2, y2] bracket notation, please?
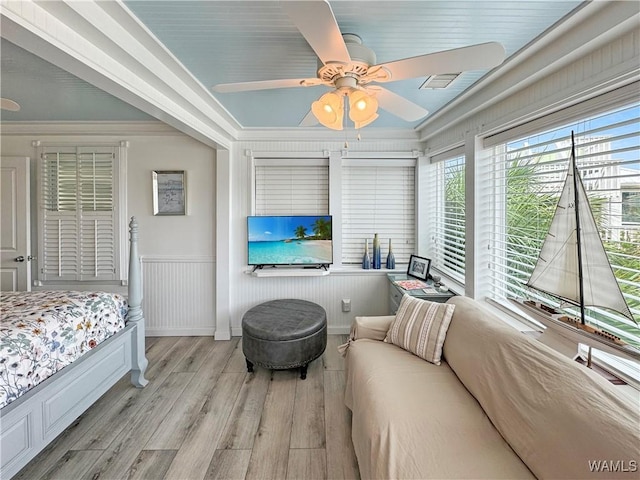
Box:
[152, 170, 186, 215]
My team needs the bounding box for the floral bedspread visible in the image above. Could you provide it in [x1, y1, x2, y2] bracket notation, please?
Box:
[0, 291, 127, 408]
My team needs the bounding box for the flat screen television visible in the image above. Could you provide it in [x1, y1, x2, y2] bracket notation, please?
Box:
[248, 215, 333, 268]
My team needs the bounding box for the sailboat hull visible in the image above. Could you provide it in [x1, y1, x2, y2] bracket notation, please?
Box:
[510, 298, 640, 360]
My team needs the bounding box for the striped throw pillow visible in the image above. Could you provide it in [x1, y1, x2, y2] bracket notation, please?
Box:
[385, 294, 455, 365]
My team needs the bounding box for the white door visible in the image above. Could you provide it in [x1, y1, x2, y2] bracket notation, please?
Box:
[1, 157, 31, 291]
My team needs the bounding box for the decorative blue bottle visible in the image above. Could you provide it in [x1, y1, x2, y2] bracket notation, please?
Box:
[362, 239, 371, 269]
[386, 238, 396, 269]
[373, 233, 381, 269]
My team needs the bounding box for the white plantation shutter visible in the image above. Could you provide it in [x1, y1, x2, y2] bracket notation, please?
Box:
[42, 217, 78, 279]
[39, 146, 119, 281]
[79, 151, 116, 279]
[254, 161, 329, 215]
[342, 161, 415, 264]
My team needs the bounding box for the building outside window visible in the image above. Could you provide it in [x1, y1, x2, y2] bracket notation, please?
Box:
[622, 190, 640, 225]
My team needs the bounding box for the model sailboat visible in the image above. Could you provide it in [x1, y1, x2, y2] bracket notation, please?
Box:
[523, 131, 637, 351]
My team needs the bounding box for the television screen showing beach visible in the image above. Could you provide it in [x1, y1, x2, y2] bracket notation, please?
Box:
[248, 215, 333, 265]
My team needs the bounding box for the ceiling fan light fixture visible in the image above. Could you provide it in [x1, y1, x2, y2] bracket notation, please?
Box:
[348, 89, 378, 124]
[312, 91, 344, 130]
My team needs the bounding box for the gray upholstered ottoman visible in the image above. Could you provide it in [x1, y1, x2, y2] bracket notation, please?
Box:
[241, 299, 327, 379]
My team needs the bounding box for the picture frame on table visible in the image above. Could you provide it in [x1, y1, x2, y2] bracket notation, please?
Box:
[407, 255, 431, 281]
[153, 170, 186, 215]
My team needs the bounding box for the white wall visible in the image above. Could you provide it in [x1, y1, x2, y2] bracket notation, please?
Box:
[0, 126, 217, 336]
[127, 137, 215, 256]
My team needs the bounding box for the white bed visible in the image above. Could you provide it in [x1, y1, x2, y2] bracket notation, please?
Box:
[0, 217, 148, 479]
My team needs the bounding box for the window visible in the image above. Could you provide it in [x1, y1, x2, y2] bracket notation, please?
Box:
[342, 160, 415, 265]
[622, 190, 640, 224]
[484, 102, 640, 347]
[251, 155, 417, 268]
[253, 159, 329, 215]
[429, 149, 465, 282]
[38, 145, 123, 282]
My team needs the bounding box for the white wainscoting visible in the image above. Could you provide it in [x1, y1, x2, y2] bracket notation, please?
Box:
[230, 270, 390, 337]
[142, 255, 216, 336]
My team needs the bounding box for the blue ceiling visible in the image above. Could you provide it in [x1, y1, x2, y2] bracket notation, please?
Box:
[1, 1, 583, 129]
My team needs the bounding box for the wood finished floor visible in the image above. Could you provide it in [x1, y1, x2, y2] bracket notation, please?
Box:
[15, 335, 360, 480]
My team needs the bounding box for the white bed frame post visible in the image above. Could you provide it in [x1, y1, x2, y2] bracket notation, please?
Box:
[128, 216, 148, 387]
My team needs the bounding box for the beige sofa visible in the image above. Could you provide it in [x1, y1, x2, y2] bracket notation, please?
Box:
[343, 296, 640, 479]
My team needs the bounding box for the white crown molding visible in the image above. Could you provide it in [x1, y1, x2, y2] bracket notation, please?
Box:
[1, 121, 421, 145]
[0, 1, 238, 149]
[0, 121, 184, 136]
[237, 127, 421, 142]
[416, 0, 640, 141]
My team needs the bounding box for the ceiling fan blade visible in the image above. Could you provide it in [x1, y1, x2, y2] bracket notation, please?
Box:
[1, 98, 21, 111]
[280, 0, 350, 65]
[213, 77, 322, 93]
[374, 42, 506, 82]
[299, 110, 319, 127]
[369, 87, 428, 122]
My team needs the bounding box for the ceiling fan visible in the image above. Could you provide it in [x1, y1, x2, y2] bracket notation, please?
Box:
[212, 0, 506, 130]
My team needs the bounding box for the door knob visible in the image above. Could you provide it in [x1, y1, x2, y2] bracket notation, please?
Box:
[15, 256, 25, 262]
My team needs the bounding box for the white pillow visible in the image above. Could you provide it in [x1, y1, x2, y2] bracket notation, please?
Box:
[385, 294, 455, 365]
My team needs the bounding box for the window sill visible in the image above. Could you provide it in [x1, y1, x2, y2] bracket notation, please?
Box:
[328, 266, 406, 276]
[244, 266, 407, 277]
[427, 268, 466, 296]
[483, 298, 541, 332]
[249, 268, 329, 277]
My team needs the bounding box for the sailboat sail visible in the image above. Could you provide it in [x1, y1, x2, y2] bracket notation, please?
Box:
[526, 137, 634, 322]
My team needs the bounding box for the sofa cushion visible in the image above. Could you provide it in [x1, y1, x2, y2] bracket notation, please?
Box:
[344, 338, 536, 479]
[385, 294, 455, 365]
[443, 296, 640, 480]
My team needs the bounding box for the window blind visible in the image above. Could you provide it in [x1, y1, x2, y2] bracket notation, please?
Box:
[429, 153, 466, 282]
[254, 164, 329, 215]
[485, 102, 640, 346]
[342, 163, 415, 265]
[39, 147, 118, 281]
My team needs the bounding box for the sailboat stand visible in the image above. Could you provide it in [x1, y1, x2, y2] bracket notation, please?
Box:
[510, 131, 640, 365]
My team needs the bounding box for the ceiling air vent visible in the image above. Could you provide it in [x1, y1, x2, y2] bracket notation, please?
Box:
[419, 73, 461, 90]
